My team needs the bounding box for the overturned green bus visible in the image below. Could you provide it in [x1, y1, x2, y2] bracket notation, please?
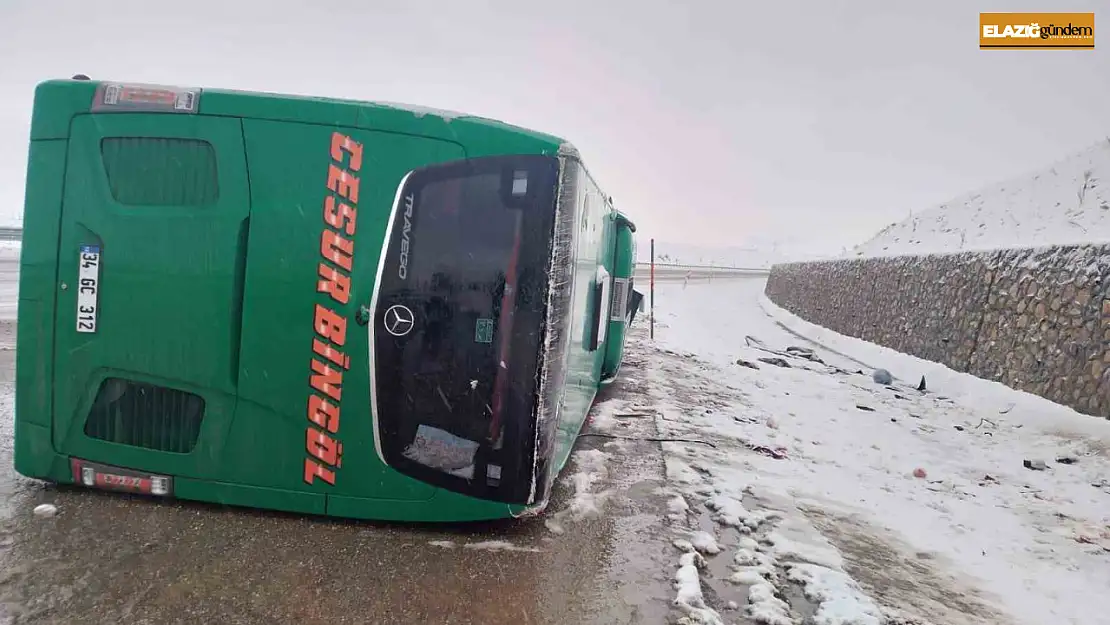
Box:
[14, 78, 642, 522]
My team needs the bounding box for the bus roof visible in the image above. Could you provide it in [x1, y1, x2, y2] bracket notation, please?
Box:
[29, 78, 570, 158]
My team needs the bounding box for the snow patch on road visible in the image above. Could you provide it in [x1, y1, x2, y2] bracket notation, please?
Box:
[639, 346, 893, 624]
[566, 449, 613, 517]
[32, 503, 56, 518]
[462, 540, 542, 553]
[689, 530, 721, 555]
[786, 563, 883, 625]
[642, 277, 1110, 625]
[545, 447, 614, 535]
[673, 550, 725, 625]
[667, 494, 691, 522]
[428, 539, 542, 553]
[767, 517, 845, 571]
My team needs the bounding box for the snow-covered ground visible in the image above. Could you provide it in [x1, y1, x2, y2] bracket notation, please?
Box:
[0, 242, 18, 321]
[850, 139, 1110, 258]
[592, 277, 1110, 625]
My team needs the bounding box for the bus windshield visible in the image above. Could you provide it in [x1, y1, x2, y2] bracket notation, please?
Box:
[372, 154, 560, 503]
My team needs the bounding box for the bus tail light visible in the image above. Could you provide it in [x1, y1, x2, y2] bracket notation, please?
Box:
[69, 458, 174, 497]
[91, 82, 200, 114]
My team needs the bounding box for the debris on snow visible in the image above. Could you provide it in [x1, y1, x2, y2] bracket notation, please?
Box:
[872, 369, 893, 385]
[758, 357, 791, 368]
[1024, 459, 1048, 471]
[586, 401, 625, 433]
[785, 346, 825, 364]
[743, 442, 789, 460]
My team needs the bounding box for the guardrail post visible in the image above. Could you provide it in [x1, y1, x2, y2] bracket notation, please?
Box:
[649, 238, 655, 340]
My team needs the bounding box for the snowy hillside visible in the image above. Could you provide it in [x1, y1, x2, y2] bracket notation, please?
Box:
[850, 138, 1110, 258]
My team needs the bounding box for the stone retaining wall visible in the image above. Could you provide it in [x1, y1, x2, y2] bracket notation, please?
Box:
[764, 244, 1110, 418]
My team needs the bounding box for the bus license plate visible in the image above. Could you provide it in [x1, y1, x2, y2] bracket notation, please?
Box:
[76, 245, 101, 333]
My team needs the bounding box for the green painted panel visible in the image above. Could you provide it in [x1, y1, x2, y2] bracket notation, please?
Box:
[51, 112, 250, 478]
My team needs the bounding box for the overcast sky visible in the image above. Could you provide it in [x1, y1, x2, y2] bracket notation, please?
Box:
[1, 0, 1107, 255]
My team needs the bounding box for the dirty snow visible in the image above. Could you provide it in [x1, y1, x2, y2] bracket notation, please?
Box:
[32, 503, 56, 517]
[674, 549, 726, 625]
[689, 531, 722, 556]
[850, 138, 1110, 258]
[617, 276, 1110, 625]
[428, 539, 542, 553]
[785, 563, 883, 625]
[462, 540, 543, 553]
[543, 448, 614, 536]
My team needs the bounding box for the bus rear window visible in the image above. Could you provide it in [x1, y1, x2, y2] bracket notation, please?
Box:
[373, 154, 560, 503]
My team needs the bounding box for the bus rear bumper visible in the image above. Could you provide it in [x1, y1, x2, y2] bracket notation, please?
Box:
[14, 428, 525, 522]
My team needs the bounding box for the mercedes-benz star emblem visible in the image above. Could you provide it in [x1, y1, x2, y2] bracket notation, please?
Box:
[383, 304, 415, 337]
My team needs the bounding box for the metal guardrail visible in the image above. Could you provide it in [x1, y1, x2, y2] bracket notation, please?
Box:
[0, 227, 21, 242]
[634, 261, 769, 273]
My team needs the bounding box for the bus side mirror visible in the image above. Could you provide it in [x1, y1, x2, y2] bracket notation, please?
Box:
[627, 289, 644, 325]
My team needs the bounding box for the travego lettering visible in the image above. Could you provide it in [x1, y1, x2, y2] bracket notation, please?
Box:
[398, 194, 414, 280]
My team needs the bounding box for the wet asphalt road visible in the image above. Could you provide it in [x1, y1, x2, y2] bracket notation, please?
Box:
[0, 252, 682, 625]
